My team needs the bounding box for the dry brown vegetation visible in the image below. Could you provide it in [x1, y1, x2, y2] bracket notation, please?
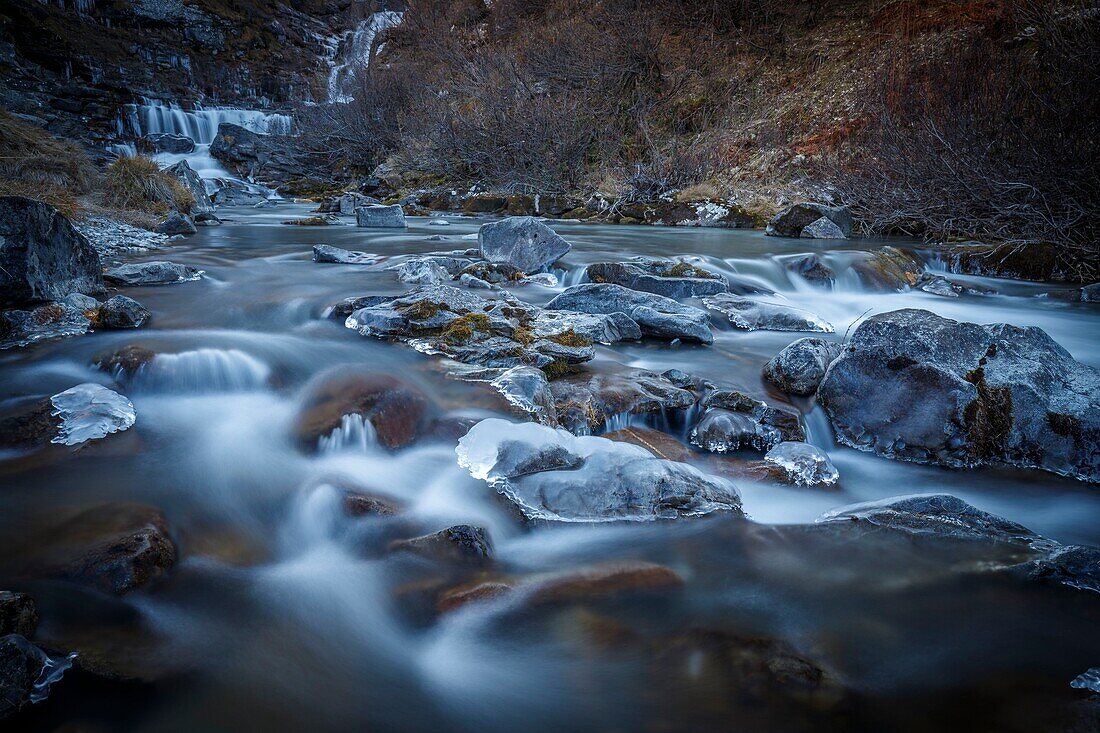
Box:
[0, 109, 96, 217]
[307, 0, 1098, 252]
[102, 156, 194, 216]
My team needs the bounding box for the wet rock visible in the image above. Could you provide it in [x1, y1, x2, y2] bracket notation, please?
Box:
[283, 216, 338, 226]
[392, 258, 450, 285]
[766, 203, 852, 238]
[850, 247, 924, 291]
[155, 212, 197, 236]
[818, 494, 1043, 546]
[704, 294, 833, 332]
[420, 255, 474, 276]
[0, 594, 37, 638]
[165, 160, 213, 214]
[96, 295, 150, 329]
[26, 503, 177, 594]
[459, 273, 495, 290]
[478, 216, 571, 273]
[817, 308, 1100, 482]
[603, 427, 695, 463]
[585, 259, 729, 299]
[944, 242, 1093, 284]
[785, 254, 835, 287]
[919, 275, 961, 298]
[103, 261, 202, 286]
[529, 309, 640, 345]
[547, 283, 713, 344]
[548, 369, 697, 434]
[139, 133, 194, 154]
[312, 244, 377, 265]
[0, 197, 105, 306]
[1012, 544, 1100, 594]
[437, 581, 514, 613]
[389, 525, 492, 565]
[764, 442, 839, 486]
[294, 371, 430, 451]
[457, 418, 742, 522]
[458, 261, 524, 285]
[800, 216, 847, 239]
[326, 295, 391, 321]
[0, 634, 50, 720]
[0, 302, 91, 349]
[356, 204, 407, 228]
[343, 491, 404, 517]
[762, 337, 839, 395]
[94, 345, 157, 378]
[490, 366, 557, 425]
[320, 192, 381, 215]
[691, 391, 804, 453]
[527, 562, 683, 605]
[0, 400, 61, 451]
[62, 292, 100, 311]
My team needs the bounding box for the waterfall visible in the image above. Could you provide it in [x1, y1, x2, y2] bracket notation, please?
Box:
[318, 414, 379, 454]
[327, 11, 403, 104]
[125, 349, 272, 393]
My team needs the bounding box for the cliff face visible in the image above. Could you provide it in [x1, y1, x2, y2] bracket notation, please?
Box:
[0, 0, 357, 147]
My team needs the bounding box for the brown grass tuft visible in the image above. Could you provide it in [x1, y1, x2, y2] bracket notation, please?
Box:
[103, 155, 194, 215]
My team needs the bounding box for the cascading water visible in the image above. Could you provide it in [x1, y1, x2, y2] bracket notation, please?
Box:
[327, 11, 403, 104]
[123, 348, 273, 393]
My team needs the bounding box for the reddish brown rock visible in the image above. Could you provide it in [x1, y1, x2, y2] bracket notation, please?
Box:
[294, 370, 431, 451]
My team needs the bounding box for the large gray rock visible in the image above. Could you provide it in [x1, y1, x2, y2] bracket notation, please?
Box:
[140, 133, 195, 154]
[800, 216, 846, 239]
[818, 309, 1100, 482]
[547, 283, 713, 344]
[103, 261, 203, 286]
[586, 259, 730, 299]
[703, 294, 833, 332]
[156, 212, 197, 236]
[356, 204, 406, 228]
[478, 216, 571, 273]
[97, 295, 150, 329]
[312, 244, 377, 265]
[766, 203, 852, 238]
[457, 418, 742, 522]
[0, 197, 104, 306]
[763, 337, 839, 395]
[165, 160, 213, 214]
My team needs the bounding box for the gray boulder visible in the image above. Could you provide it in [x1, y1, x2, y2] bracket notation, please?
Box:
[0, 197, 104, 306]
[785, 254, 835, 287]
[156, 212, 197, 236]
[529, 309, 640, 345]
[586, 259, 730, 299]
[547, 283, 713, 344]
[312, 244, 377, 265]
[165, 160, 213, 214]
[478, 216, 571, 273]
[103, 261, 203, 286]
[140, 133, 194, 154]
[703, 294, 833, 332]
[800, 216, 846, 239]
[97, 295, 150, 329]
[763, 337, 839, 395]
[766, 203, 852, 238]
[392, 258, 450, 285]
[818, 309, 1100, 482]
[356, 204, 406, 228]
[0, 302, 91, 348]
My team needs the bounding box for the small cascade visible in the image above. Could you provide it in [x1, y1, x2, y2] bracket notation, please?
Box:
[128, 349, 272, 393]
[327, 11, 403, 104]
[318, 414, 379, 454]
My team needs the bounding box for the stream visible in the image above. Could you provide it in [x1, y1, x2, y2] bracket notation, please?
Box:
[2, 205, 1098, 731]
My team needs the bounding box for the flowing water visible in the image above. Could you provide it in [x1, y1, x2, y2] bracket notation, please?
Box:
[2, 206, 1098, 731]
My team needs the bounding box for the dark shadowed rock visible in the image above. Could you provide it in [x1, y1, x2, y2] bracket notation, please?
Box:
[547, 283, 713, 343]
[139, 133, 195, 154]
[156, 212, 197, 236]
[103, 261, 202, 286]
[1011, 544, 1100, 594]
[603, 427, 696, 463]
[165, 160, 213, 214]
[0, 634, 50, 720]
[356, 204, 406, 228]
[704, 294, 833, 332]
[94, 345, 157, 378]
[0, 197, 104, 306]
[343, 491, 404, 517]
[478, 216, 571, 273]
[527, 562, 683, 605]
[0, 594, 37, 638]
[785, 254, 835, 287]
[548, 369, 697, 433]
[766, 203, 852, 238]
[763, 337, 839, 395]
[818, 309, 1100, 482]
[0, 399, 61, 450]
[586, 259, 730, 299]
[389, 525, 492, 565]
[96, 295, 150, 329]
[294, 371, 431, 451]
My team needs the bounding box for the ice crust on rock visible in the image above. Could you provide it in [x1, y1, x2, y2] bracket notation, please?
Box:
[764, 441, 839, 486]
[49, 383, 136, 446]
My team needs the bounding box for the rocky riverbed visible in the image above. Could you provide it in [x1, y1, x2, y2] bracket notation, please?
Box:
[1, 199, 1098, 732]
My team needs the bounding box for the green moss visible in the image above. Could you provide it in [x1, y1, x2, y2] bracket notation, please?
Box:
[541, 359, 573, 380]
[667, 262, 716, 279]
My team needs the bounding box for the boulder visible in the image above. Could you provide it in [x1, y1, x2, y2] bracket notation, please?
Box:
[164, 160, 213, 214]
[817, 309, 1100, 482]
[356, 204, 406, 228]
[0, 197, 104, 306]
[103, 261, 202, 286]
[156, 212, 197, 236]
[389, 525, 492, 565]
[763, 442, 839, 486]
[312, 244, 377, 265]
[691, 389, 804, 453]
[392, 258, 450, 285]
[0, 594, 36, 638]
[490, 366, 557, 425]
[139, 133, 195, 154]
[850, 247, 924, 291]
[528, 309, 640, 345]
[762, 338, 839, 395]
[457, 418, 742, 522]
[800, 216, 846, 239]
[586, 259, 729, 299]
[478, 216, 571, 273]
[785, 254, 835, 287]
[547, 369, 697, 434]
[95, 295, 150, 329]
[766, 203, 852, 238]
[0, 635, 50, 720]
[703, 294, 833, 332]
[1012, 544, 1100, 595]
[0, 302, 91, 349]
[294, 371, 430, 451]
[547, 283, 713, 344]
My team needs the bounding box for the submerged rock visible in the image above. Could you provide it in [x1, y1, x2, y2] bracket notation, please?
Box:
[547, 283, 713, 344]
[703, 294, 833, 332]
[95, 295, 150, 329]
[0, 197, 104, 306]
[762, 337, 839, 396]
[356, 204, 406, 228]
[586, 259, 729, 299]
[312, 244, 377, 265]
[764, 442, 839, 486]
[49, 383, 136, 446]
[817, 309, 1100, 482]
[526, 562, 683, 605]
[478, 216, 571, 273]
[103, 261, 203, 286]
[389, 525, 492, 565]
[766, 203, 852, 238]
[294, 371, 430, 451]
[457, 418, 742, 522]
